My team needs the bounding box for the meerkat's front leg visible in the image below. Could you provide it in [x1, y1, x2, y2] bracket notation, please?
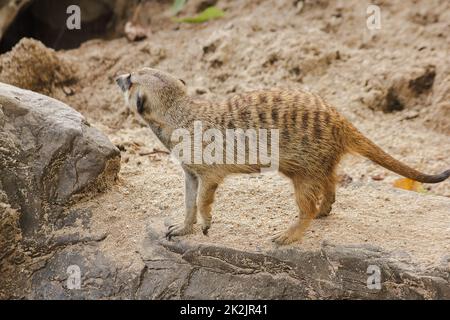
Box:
[166, 168, 198, 239]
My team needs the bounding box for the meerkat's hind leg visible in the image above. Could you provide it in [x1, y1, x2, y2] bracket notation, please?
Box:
[272, 178, 321, 245]
[316, 168, 338, 218]
[316, 179, 336, 219]
[166, 168, 198, 240]
[197, 177, 219, 235]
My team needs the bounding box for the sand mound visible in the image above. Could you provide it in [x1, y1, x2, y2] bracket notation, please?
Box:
[0, 38, 75, 96]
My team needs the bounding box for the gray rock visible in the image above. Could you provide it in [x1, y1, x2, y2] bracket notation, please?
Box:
[15, 222, 450, 300]
[30, 244, 140, 300]
[134, 228, 450, 299]
[0, 83, 120, 242]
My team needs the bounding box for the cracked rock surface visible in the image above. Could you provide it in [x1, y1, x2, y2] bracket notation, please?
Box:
[20, 221, 450, 299]
[0, 83, 120, 238]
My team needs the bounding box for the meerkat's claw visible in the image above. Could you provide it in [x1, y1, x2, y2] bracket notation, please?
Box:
[165, 223, 193, 240]
[316, 209, 331, 219]
[200, 220, 211, 236]
[316, 204, 333, 219]
[167, 224, 180, 231]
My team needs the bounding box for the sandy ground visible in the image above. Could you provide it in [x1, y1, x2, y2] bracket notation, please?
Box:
[3, 0, 450, 271]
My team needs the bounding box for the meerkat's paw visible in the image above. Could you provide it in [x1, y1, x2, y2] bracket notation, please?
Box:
[271, 231, 299, 245]
[315, 206, 332, 219]
[200, 220, 211, 236]
[165, 223, 193, 240]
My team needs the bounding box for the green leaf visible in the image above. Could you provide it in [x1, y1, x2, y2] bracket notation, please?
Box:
[174, 6, 225, 23]
[171, 0, 186, 16]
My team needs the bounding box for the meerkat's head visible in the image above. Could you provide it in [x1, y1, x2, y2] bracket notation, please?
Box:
[115, 67, 187, 122]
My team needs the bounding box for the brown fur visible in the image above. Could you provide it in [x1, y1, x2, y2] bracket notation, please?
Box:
[116, 67, 449, 245]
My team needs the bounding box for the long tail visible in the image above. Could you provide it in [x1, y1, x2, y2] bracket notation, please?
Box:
[344, 123, 450, 184]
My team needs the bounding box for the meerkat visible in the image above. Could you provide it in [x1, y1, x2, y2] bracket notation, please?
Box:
[116, 67, 450, 245]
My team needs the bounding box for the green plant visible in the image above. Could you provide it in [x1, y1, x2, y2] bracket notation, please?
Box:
[171, 0, 225, 23]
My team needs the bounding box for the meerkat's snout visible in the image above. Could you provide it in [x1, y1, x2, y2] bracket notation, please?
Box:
[116, 73, 132, 92]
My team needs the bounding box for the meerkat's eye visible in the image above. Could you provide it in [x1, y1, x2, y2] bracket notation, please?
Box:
[136, 92, 145, 114]
[179, 79, 186, 86]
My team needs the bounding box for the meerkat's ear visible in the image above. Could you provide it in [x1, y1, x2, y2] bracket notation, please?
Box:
[116, 73, 132, 92]
[179, 79, 186, 86]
